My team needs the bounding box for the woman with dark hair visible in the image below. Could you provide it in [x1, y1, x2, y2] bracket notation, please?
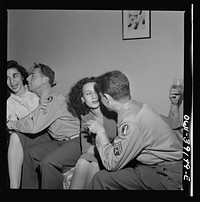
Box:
[7, 60, 39, 188]
[7, 60, 39, 121]
[65, 77, 117, 189]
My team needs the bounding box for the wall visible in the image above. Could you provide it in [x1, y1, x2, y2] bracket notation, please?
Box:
[8, 10, 184, 115]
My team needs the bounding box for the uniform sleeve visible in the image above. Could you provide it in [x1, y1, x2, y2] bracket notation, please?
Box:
[97, 121, 143, 171]
[14, 95, 61, 134]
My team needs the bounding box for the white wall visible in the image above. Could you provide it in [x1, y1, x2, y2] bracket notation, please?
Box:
[8, 10, 184, 115]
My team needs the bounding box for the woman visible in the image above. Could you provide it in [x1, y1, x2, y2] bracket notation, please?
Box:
[66, 77, 117, 189]
[7, 60, 39, 121]
[7, 60, 39, 188]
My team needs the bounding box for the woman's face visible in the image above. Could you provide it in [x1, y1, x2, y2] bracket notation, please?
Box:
[7, 68, 24, 94]
[81, 82, 100, 109]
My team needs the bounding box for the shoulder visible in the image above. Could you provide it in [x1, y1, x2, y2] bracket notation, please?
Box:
[7, 95, 15, 106]
[46, 93, 66, 107]
[7, 96, 12, 104]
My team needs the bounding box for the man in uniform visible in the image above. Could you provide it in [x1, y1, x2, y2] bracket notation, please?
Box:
[7, 63, 81, 189]
[85, 70, 183, 190]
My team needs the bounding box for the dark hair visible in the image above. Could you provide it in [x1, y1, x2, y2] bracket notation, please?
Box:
[7, 60, 28, 93]
[96, 70, 131, 101]
[66, 77, 98, 119]
[33, 63, 56, 87]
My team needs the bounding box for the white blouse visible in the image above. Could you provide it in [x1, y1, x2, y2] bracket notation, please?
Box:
[7, 87, 39, 121]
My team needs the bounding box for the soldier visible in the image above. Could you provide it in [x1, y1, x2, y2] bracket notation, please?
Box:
[7, 63, 81, 189]
[86, 70, 183, 190]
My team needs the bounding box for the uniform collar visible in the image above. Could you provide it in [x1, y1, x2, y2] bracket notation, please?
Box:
[40, 88, 53, 103]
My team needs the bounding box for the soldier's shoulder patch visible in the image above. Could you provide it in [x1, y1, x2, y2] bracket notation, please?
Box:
[121, 124, 130, 136]
[40, 96, 54, 115]
[47, 96, 53, 103]
[113, 141, 123, 156]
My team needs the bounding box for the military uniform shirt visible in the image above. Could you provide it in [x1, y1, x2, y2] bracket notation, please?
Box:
[96, 100, 183, 171]
[12, 89, 80, 141]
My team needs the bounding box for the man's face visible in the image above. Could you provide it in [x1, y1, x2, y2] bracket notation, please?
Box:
[26, 68, 44, 92]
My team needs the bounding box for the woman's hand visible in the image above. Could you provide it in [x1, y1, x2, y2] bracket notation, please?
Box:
[7, 119, 15, 130]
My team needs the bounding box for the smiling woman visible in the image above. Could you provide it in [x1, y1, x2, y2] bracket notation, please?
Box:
[7, 60, 39, 121]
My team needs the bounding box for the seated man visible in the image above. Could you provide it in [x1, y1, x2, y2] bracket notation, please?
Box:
[86, 70, 182, 190]
[63, 79, 183, 189]
[7, 63, 81, 189]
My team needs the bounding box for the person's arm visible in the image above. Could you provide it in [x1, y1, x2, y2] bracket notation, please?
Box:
[87, 120, 143, 171]
[167, 86, 183, 129]
[160, 87, 183, 129]
[7, 95, 61, 134]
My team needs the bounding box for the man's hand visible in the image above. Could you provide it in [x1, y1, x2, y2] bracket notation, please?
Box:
[169, 87, 183, 106]
[85, 120, 109, 147]
[84, 120, 105, 135]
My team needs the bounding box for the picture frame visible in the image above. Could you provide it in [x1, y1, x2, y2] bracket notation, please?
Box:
[122, 10, 151, 40]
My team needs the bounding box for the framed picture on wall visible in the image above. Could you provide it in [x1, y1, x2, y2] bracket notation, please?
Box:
[122, 10, 151, 40]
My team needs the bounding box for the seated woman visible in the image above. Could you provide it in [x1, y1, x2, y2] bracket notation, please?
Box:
[7, 60, 39, 188]
[63, 77, 183, 189]
[7, 60, 39, 121]
[66, 77, 117, 189]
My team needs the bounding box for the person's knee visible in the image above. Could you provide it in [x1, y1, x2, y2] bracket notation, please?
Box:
[76, 158, 89, 168]
[90, 162, 100, 172]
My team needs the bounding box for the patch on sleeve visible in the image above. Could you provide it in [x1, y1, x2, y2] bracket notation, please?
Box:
[47, 96, 53, 103]
[41, 96, 54, 115]
[113, 141, 123, 156]
[121, 124, 130, 136]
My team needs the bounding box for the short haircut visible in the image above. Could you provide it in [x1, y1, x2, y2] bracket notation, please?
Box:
[96, 70, 131, 101]
[33, 63, 56, 87]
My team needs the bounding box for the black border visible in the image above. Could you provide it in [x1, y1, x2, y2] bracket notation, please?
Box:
[0, 2, 195, 198]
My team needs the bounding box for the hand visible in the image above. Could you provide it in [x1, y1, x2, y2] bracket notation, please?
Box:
[40, 100, 48, 110]
[169, 88, 183, 106]
[7, 119, 15, 130]
[84, 120, 105, 135]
